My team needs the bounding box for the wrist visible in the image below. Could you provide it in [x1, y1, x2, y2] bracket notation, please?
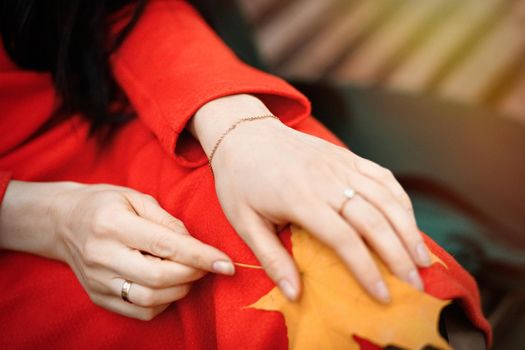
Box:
[0, 180, 84, 262]
[207, 114, 280, 169]
[46, 181, 86, 262]
[210, 117, 287, 173]
[189, 94, 274, 156]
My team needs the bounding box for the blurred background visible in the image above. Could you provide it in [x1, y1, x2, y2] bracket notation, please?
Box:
[194, 0, 525, 348]
[239, 0, 525, 125]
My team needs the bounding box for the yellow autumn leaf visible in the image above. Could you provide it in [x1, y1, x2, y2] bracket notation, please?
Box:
[250, 225, 451, 350]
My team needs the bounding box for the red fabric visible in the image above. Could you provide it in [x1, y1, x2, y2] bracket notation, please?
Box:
[0, 171, 10, 205]
[110, 0, 311, 168]
[0, 0, 491, 348]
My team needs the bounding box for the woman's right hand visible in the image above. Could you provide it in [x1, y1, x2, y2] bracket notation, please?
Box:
[0, 181, 234, 321]
[53, 183, 236, 320]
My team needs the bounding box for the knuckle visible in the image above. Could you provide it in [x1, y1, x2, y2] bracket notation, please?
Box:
[150, 234, 176, 257]
[188, 252, 206, 269]
[144, 194, 158, 204]
[260, 252, 284, 277]
[400, 193, 414, 211]
[90, 209, 116, 236]
[362, 214, 388, 234]
[174, 285, 191, 301]
[166, 217, 186, 232]
[397, 189, 410, 202]
[96, 190, 123, 204]
[377, 194, 414, 226]
[147, 269, 167, 288]
[396, 190, 410, 203]
[397, 219, 417, 238]
[355, 157, 375, 172]
[380, 167, 394, 179]
[137, 288, 157, 307]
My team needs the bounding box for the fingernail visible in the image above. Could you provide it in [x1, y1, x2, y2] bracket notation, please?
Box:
[279, 279, 298, 301]
[374, 281, 391, 303]
[416, 242, 431, 266]
[212, 260, 235, 275]
[407, 269, 424, 291]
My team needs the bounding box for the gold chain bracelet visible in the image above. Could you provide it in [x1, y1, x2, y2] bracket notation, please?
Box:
[208, 114, 279, 173]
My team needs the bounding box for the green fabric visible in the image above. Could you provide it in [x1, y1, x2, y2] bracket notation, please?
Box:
[411, 192, 525, 288]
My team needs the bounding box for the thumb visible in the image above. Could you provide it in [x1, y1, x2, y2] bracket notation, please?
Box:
[236, 211, 301, 301]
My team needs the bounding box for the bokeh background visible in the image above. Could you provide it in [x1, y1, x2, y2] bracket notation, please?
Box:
[239, 0, 525, 125]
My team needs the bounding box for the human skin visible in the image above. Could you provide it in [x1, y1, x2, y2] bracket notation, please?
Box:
[189, 94, 431, 302]
[0, 94, 431, 319]
[0, 181, 234, 320]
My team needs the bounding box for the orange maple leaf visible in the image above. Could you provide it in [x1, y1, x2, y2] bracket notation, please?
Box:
[249, 225, 451, 350]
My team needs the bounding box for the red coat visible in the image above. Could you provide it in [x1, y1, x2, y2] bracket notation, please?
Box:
[0, 0, 491, 348]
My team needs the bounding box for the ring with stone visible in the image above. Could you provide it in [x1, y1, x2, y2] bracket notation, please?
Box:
[338, 187, 357, 215]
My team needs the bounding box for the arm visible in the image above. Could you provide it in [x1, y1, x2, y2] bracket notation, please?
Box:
[110, 0, 432, 303]
[0, 179, 75, 261]
[110, 0, 311, 167]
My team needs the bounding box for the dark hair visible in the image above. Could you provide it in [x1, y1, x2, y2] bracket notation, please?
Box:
[0, 0, 147, 135]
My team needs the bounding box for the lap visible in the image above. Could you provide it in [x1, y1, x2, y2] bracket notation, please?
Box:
[0, 114, 483, 348]
[0, 114, 342, 349]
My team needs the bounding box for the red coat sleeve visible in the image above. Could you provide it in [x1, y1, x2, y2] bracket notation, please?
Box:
[110, 0, 311, 168]
[0, 171, 11, 207]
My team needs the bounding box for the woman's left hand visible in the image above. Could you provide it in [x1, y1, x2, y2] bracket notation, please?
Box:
[190, 95, 430, 302]
[208, 115, 432, 304]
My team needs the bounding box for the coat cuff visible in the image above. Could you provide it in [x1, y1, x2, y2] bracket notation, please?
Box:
[111, 0, 311, 168]
[0, 171, 11, 207]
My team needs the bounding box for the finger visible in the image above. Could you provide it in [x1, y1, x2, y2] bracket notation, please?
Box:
[113, 214, 235, 275]
[339, 195, 424, 291]
[353, 157, 414, 213]
[289, 199, 391, 303]
[235, 209, 301, 301]
[79, 252, 204, 293]
[90, 293, 170, 321]
[345, 170, 431, 267]
[109, 279, 191, 307]
[124, 192, 190, 235]
[103, 245, 207, 288]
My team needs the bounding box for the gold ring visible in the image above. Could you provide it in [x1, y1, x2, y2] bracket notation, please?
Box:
[121, 280, 133, 303]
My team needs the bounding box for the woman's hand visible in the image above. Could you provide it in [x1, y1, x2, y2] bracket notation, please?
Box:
[0, 181, 234, 320]
[191, 94, 432, 304]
